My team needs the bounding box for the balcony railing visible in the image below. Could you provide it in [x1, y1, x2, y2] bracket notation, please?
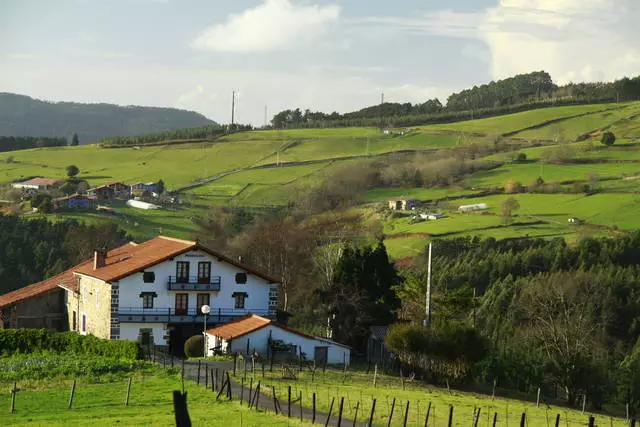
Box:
[117, 307, 274, 324]
[167, 276, 221, 291]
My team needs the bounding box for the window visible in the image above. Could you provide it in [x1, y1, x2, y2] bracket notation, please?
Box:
[81, 313, 87, 334]
[141, 293, 155, 309]
[72, 311, 77, 331]
[176, 262, 190, 283]
[175, 293, 188, 315]
[232, 292, 247, 309]
[197, 262, 211, 284]
[197, 293, 210, 314]
[143, 271, 155, 283]
[235, 273, 247, 284]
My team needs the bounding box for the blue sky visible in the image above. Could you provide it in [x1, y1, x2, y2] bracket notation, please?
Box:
[1, 0, 638, 124]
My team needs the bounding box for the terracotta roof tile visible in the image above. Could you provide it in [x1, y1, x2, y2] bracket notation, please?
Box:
[19, 177, 59, 186]
[205, 314, 351, 348]
[74, 237, 190, 282]
[0, 266, 79, 308]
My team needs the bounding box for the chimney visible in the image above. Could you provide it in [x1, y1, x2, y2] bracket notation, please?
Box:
[94, 248, 107, 270]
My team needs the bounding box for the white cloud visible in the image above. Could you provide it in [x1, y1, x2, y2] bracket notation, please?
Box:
[192, 0, 341, 53]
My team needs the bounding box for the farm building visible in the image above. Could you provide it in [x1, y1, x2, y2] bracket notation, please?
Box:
[53, 193, 97, 210]
[130, 182, 158, 193]
[11, 177, 59, 191]
[388, 197, 418, 211]
[205, 314, 350, 365]
[458, 203, 488, 212]
[88, 182, 130, 200]
[126, 199, 160, 210]
[420, 213, 445, 220]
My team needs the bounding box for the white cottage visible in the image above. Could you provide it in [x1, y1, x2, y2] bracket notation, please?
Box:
[205, 314, 351, 365]
[15, 235, 283, 355]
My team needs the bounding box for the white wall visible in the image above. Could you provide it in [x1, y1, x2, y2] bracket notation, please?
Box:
[119, 323, 167, 346]
[206, 324, 350, 365]
[117, 249, 273, 315]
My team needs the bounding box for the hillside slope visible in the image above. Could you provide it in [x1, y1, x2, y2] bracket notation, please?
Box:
[0, 93, 215, 144]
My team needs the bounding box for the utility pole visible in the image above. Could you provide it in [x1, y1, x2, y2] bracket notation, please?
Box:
[231, 90, 236, 127]
[264, 105, 268, 128]
[424, 242, 432, 327]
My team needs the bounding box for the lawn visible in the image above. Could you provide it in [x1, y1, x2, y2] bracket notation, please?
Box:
[383, 213, 536, 237]
[234, 365, 626, 427]
[417, 104, 621, 135]
[0, 373, 308, 427]
[384, 235, 430, 259]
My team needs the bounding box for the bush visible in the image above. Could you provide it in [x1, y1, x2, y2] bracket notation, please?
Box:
[601, 131, 616, 146]
[0, 329, 143, 360]
[515, 152, 527, 162]
[184, 334, 204, 358]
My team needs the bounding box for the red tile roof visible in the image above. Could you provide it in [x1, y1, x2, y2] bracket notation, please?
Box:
[53, 193, 97, 202]
[17, 177, 59, 186]
[205, 314, 350, 348]
[0, 236, 281, 306]
[0, 266, 80, 308]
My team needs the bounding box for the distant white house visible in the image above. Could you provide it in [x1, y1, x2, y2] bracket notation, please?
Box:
[458, 203, 488, 212]
[126, 199, 160, 210]
[420, 213, 445, 220]
[11, 177, 59, 191]
[205, 314, 351, 365]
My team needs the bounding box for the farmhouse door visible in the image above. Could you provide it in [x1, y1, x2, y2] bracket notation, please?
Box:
[175, 293, 188, 315]
[314, 346, 328, 366]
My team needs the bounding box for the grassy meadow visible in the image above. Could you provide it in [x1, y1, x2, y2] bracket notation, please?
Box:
[3, 101, 640, 257]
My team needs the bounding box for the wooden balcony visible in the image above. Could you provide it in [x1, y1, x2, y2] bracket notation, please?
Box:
[167, 276, 221, 291]
[117, 307, 274, 324]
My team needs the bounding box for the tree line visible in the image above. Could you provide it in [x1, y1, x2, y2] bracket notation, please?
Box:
[0, 136, 68, 152]
[270, 72, 640, 129]
[96, 124, 252, 147]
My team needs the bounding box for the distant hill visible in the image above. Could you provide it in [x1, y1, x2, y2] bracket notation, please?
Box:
[0, 93, 216, 144]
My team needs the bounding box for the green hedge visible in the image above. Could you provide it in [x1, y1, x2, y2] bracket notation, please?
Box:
[0, 329, 144, 360]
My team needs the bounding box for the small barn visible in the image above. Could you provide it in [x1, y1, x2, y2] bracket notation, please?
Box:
[458, 203, 488, 212]
[52, 194, 97, 210]
[205, 314, 351, 365]
[388, 197, 418, 211]
[87, 186, 115, 202]
[11, 177, 59, 191]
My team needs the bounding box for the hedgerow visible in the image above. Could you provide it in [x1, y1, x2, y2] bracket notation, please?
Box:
[0, 329, 144, 360]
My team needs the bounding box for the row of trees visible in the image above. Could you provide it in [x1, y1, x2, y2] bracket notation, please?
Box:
[0, 136, 68, 152]
[270, 72, 640, 129]
[96, 124, 251, 147]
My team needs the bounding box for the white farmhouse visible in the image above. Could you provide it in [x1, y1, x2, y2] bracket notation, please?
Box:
[0, 236, 280, 354]
[458, 203, 488, 212]
[11, 177, 59, 191]
[205, 314, 350, 365]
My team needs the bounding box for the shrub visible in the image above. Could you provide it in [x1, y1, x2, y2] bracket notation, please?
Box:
[515, 152, 527, 162]
[184, 334, 204, 358]
[0, 329, 143, 360]
[601, 131, 616, 146]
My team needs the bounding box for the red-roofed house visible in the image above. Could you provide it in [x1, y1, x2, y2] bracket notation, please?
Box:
[0, 236, 280, 356]
[205, 314, 350, 365]
[11, 177, 60, 191]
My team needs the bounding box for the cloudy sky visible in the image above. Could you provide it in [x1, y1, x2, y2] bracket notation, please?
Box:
[1, 0, 638, 124]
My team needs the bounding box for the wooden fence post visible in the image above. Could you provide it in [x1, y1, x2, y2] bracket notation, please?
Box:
[588, 416, 595, 427]
[400, 367, 405, 391]
[520, 412, 526, 427]
[240, 378, 244, 405]
[325, 397, 335, 427]
[373, 364, 378, 388]
[387, 397, 396, 427]
[272, 386, 279, 415]
[125, 377, 132, 406]
[210, 370, 214, 392]
[337, 397, 344, 427]
[353, 401, 360, 427]
[492, 412, 498, 427]
[368, 398, 377, 427]
[312, 392, 316, 424]
[492, 379, 497, 400]
[197, 360, 201, 385]
[403, 400, 410, 427]
[299, 391, 303, 422]
[424, 401, 431, 427]
[254, 381, 260, 410]
[68, 379, 77, 409]
[474, 407, 481, 427]
[205, 364, 208, 389]
[537, 387, 541, 407]
[287, 385, 292, 418]
[555, 413, 560, 427]
[447, 405, 453, 427]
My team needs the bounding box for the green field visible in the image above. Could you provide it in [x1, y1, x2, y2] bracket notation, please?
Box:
[418, 104, 621, 135]
[0, 374, 308, 427]
[365, 187, 477, 202]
